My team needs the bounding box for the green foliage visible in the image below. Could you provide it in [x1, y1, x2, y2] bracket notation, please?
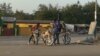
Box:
[14, 10, 34, 20]
[0, 3, 13, 17]
[0, 3, 34, 20]
[34, 2, 100, 25]
[34, 4, 58, 20]
[0, 2, 100, 26]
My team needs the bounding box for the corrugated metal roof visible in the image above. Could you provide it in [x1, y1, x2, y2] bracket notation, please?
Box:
[5, 20, 53, 24]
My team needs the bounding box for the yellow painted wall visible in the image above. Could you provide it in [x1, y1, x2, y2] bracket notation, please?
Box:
[19, 27, 31, 36]
[6, 23, 51, 36]
[7, 23, 13, 28]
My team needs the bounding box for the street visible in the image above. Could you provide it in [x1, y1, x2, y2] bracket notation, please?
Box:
[0, 34, 100, 56]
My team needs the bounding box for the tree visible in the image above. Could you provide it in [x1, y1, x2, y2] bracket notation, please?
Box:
[82, 2, 96, 24]
[34, 4, 58, 20]
[34, 4, 48, 20]
[0, 3, 13, 16]
[14, 10, 34, 20]
[61, 4, 83, 24]
[14, 10, 25, 20]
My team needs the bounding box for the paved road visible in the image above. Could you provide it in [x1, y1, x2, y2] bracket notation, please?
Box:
[0, 34, 87, 45]
[0, 44, 100, 56]
[0, 34, 100, 56]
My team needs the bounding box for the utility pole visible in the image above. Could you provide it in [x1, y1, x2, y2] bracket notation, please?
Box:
[94, 0, 97, 39]
[94, 0, 97, 22]
[77, 0, 80, 5]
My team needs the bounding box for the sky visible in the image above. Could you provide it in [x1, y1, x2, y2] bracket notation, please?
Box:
[0, 0, 99, 14]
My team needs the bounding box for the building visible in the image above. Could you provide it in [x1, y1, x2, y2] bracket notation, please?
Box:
[1, 20, 52, 36]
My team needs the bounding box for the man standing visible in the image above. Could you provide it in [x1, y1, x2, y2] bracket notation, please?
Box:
[53, 19, 62, 45]
[28, 23, 40, 45]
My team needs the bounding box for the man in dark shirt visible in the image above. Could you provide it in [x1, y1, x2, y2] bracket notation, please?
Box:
[53, 19, 62, 45]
